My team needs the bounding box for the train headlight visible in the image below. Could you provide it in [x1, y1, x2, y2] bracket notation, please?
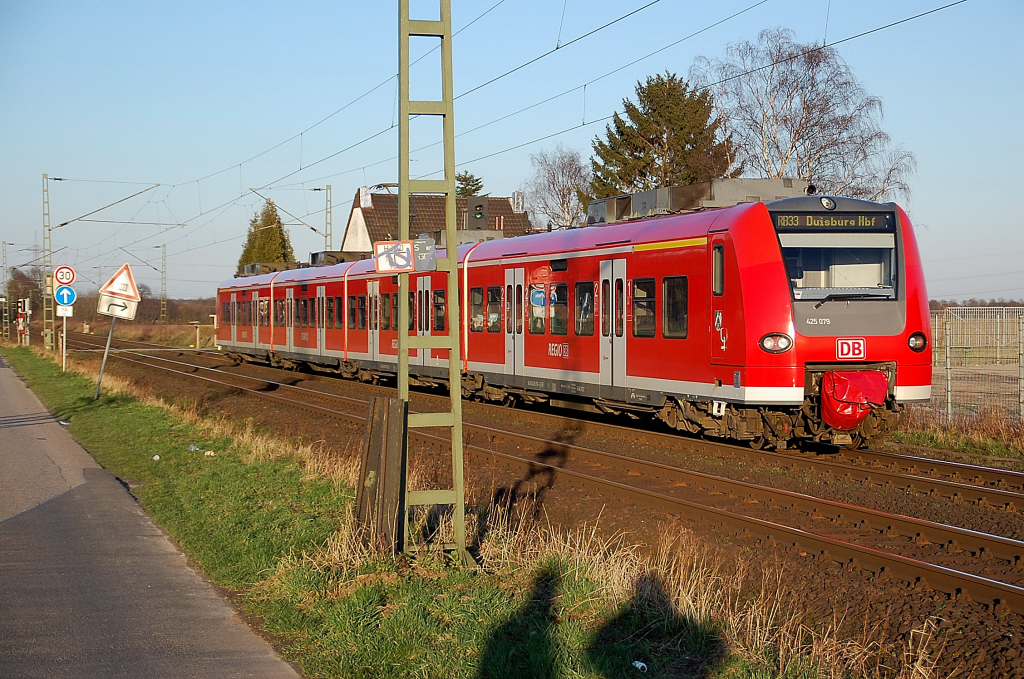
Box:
[908, 332, 927, 352]
[759, 333, 793, 353]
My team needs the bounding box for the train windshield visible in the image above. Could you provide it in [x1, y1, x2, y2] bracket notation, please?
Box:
[772, 212, 897, 302]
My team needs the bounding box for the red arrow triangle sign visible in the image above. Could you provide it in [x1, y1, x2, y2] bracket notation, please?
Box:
[98, 264, 142, 302]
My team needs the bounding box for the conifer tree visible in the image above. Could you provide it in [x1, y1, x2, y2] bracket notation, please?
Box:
[591, 72, 734, 199]
[237, 200, 297, 271]
[455, 171, 484, 197]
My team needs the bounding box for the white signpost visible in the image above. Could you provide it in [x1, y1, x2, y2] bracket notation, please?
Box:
[94, 264, 142, 400]
[51, 269, 78, 373]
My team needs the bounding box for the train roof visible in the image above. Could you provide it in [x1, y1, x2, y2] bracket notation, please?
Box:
[217, 202, 758, 290]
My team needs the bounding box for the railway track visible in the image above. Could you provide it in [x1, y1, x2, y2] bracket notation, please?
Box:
[65, 333, 1024, 612]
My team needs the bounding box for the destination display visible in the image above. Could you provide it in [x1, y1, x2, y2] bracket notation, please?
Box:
[772, 212, 895, 231]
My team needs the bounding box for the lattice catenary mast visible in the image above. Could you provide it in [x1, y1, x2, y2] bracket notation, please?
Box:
[396, 0, 472, 565]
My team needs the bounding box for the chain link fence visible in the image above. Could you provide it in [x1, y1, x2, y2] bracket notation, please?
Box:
[924, 307, 1024, 422]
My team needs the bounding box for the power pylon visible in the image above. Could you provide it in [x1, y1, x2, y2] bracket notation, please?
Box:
[42, 174, 54, 350]
[2, 241, 9, 342]
[397, 0, 471, 565]
[325, 184, 333, 251]
[160, 244, 167, 324]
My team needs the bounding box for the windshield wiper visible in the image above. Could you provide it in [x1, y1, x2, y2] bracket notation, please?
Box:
[812, 293, 885, 309]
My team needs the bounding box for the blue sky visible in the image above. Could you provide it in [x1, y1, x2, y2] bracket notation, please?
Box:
[1, 0, 1020, 300]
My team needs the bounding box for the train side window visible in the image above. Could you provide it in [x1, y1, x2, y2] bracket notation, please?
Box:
[381, 293, 391, 331]
[469, 287, 484, 332]
[574, 282, 594, 336]
[529, 284, 546, 334]
[357, 295, 367, 330]
[325, 296, 333, 329]
[408, 291, 416, 331]
[614, 279, 624, 337]
[713, 244, 724, 296]
[295, 299, 304, 327]
[601, 280, 610, 336]
[515, 284, 523, 334]
[505, 285, 513, 334]
[334, 297, 343, 328]
[550, 283, 568, 335]
[632, 278, 656, 338]
[486, 286, 501, 333]
[662, 276, 688, 339]
[433, 290, 446, 332]
[310, 298, 317, 328]
[347, 295, 356, 329]
[368, 295, 377, 330]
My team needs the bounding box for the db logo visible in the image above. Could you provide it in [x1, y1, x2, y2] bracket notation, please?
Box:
[548, 342, 570, 358]
[836, 337, 866, 360]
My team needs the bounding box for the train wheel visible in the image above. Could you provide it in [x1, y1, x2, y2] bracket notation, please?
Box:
[748, 436, 768, 450]
[844, 432, 865, 450]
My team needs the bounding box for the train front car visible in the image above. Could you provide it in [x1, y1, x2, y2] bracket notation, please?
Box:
[756, 195, 931, 448]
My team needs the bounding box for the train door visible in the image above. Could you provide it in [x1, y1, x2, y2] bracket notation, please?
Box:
[316, 286, 326, 354]
[250, 292, 260, 347]
[504, 268, 524, 376]
[230, 293, 237, 344]
[599, 259, 627, 390]
[416, 276, 435, 367]
[367, 280, 379, 362]
[708, 235, 728, 365]
[285, 288, 294, 352]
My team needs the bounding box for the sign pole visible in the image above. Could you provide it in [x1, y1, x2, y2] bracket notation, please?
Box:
[94, 316, 116, 401]
[62, 316, 67, 372]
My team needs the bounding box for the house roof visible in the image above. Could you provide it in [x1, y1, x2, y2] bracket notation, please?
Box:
[345, 191, 533, 248]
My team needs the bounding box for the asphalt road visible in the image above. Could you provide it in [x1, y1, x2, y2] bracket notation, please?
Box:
[0, 355, 301, 678]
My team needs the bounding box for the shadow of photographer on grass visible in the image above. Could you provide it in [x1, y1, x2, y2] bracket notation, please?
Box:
[476, 567, 724, 679]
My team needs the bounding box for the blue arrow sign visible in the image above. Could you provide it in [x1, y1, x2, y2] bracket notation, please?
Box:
[55, 285, 77, 306]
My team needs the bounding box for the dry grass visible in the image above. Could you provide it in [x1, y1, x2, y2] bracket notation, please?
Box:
[895, 406, 1024, 459]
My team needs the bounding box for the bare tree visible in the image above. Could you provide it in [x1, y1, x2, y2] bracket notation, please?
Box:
[523, 145, 592, 229]
[690, 28, 915, 201]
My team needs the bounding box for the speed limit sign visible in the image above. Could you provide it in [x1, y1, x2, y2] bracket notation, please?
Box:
[54, 266, 76, 286]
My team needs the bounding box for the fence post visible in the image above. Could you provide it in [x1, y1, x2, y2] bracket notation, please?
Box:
[945, 318, 952, 422]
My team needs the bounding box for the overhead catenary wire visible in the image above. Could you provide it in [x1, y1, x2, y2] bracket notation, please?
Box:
[63, 0, 970, 277]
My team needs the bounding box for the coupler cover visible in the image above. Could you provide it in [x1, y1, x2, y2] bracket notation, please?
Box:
[820, 370, 889, 431]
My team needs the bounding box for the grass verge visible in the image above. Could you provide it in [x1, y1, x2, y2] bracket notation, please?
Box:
[894, 407, 1024, 461]
[1, 345, 939, 678]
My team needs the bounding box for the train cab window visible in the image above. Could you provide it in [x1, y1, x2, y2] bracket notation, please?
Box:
[614, 279, 624, 337]
[486, 287, 502, 333]
[550, 283, 568, 336]
[712, 244, 725, 296]
[662, 276, 689, 339]
[601, 280, 611, 336]
[505, 285, 513, 334]
[381, 293, 391, 331]
[469, 287, 484, 332]
[325, 297, 334, 329]
[632, 278, 656, 338]
[347, 296, 357, 329]
[574, 282, 594, 336]
[357, 295, 367, 330]
[529, 284, 546, 334]
[515, 284, 523, 334]
[433, 290, 446, 332]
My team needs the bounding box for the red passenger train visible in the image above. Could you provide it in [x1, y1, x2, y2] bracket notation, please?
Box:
[216, 195, 931, 449]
